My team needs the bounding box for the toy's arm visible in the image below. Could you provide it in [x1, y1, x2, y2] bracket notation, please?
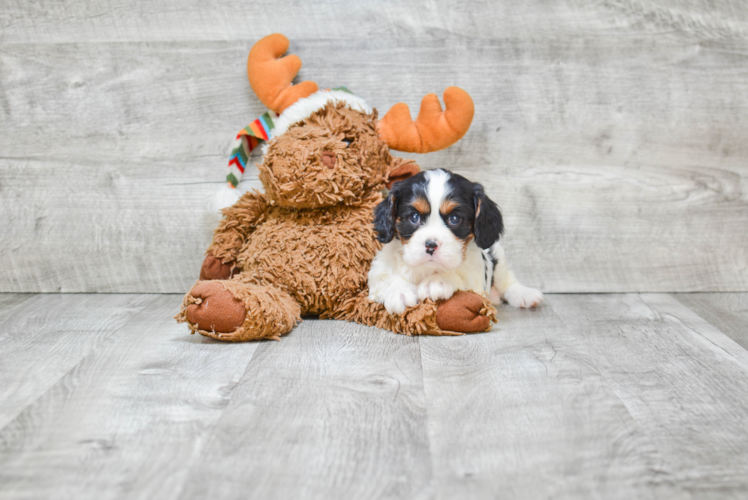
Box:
[384, 156, 420, 188]
[327, 289, 496, 336]
[200, 190, 269, 280]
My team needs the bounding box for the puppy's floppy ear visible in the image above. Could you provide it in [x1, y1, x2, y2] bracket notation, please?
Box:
[473, 184, 503, 249]
[374, 188, 400, 243]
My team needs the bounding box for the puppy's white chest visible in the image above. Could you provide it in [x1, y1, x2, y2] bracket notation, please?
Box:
[445, 243, 491, 293]
[377, 240, 490, 294]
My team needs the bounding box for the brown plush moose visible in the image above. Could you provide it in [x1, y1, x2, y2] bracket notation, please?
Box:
[176, 34, 497, 341]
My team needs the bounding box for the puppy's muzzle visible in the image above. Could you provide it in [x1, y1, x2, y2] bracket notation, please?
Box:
[425, 240, 438, 255]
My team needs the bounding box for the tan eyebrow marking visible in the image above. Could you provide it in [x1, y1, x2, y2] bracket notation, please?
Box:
[440, 199, 459, 215]
[411, 197, 430, 214]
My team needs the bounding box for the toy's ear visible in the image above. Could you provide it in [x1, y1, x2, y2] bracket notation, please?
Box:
[373, 188, 402, 243]
[473, 184, 504, 249]
[385, 160, 420, 189]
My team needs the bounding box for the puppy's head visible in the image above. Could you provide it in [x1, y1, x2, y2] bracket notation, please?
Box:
[374, 169, 503, 269]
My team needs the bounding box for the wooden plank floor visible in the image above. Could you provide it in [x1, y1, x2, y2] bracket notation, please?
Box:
[0, 293, 747, 499]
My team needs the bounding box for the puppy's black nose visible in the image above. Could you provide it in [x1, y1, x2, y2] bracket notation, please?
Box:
[425, 240, 438, 255]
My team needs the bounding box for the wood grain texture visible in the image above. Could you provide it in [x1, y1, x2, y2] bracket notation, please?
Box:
[550, 293, 748, 499]
[0, 294, 258, 500]
[2, 0, 748, 293]
[178, 320, 431, 500]
[0, 293, 151, 429]
[2, 0, 747, 43]
[0, 292, 746, 499]
[673, 293, 748, 350]
[0, 293, 35, 316]
[0, 156, 222, 293]
[419, 301, 677, 499]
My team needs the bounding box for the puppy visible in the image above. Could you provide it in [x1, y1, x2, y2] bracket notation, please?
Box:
[368, 168, 543, 314]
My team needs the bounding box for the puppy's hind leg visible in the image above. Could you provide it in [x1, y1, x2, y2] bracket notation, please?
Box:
[489, 243, 544, 309]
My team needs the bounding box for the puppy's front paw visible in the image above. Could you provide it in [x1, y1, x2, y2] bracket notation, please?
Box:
[384, 285, 419, 314]
[503, 283, 544, 308]
[417, 278, 455, 302]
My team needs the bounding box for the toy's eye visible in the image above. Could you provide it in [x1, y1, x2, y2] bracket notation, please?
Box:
[342, 139, 352, 147]
[409, 213, 421, 224]
[448, 213, 461, 225]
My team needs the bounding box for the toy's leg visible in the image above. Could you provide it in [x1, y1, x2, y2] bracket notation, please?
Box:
[199, 253, 240, 280]
[435, 291, 497, 333]
[176, 279, 301, 341]
[329, 290, 497, 336]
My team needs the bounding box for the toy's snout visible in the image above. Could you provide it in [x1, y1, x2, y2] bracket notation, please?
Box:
[320, 151, 336, 169]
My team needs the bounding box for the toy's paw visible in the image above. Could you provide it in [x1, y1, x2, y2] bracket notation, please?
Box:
[417, 278, 455, 302]
[503, 283, 544, 308]
[199, 253, 238, 281]
[384, 284, 419, 314]
[436, 291, 492, 333]
[186, 281, 246, 333]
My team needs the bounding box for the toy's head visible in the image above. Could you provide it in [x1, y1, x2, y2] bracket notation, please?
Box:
[258, 97, 390, 209]
[218, 33, 475, 211]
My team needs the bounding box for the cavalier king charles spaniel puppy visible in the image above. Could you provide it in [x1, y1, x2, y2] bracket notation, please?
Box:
[368, 168, 543, 314]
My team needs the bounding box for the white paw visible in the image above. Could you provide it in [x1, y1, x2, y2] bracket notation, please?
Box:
[417, 278, 455, 302]
[383, 285, 419, 314]
[503, 283, 544, 308]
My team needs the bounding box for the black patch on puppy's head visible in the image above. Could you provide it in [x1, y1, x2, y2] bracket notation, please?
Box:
[440, 172, 478, 241]
[373, 172, 430, 243]
[438, 171, 503, 249]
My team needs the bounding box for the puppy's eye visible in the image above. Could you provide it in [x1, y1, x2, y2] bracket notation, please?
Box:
[448, 214, 461, 225]
[409, 213, 421, 224]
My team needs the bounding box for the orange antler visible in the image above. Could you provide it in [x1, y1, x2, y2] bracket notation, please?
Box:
[377, 87, 474, 153]
[247, 34, 319, 114]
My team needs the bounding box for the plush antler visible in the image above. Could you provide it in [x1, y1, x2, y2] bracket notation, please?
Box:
[247, 33, 319, 114]
[377, 87, 474, 153]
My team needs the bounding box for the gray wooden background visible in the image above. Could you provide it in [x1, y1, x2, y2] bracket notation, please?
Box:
[1, 0, 747, 293]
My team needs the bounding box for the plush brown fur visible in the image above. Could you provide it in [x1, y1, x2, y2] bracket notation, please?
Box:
[176, 102, 497, 341]
[259, 104, 390, 208]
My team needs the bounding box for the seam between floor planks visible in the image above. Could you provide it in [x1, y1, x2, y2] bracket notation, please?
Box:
[0, 295, 261, 500]
[0, 293, 747, 499]
[549, 293, 748, 496]
[0, 294, 156, 430]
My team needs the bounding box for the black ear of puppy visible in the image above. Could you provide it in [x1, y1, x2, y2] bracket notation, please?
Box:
[374, 190, 399, 243]
[473, 185, 504, 249]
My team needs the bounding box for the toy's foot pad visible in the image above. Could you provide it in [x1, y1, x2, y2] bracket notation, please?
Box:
[186, 281, 245, 333]
[436, 291, 492, 333]
[199, 253, 238, 281]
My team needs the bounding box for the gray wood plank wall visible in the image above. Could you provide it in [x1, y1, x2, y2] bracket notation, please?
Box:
[2, 0, 747, 293]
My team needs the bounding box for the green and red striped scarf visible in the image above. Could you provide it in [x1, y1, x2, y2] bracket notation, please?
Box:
[226, 111, 276, 188]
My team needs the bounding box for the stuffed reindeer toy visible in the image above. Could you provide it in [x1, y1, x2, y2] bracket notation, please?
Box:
[176, 34, 497, 341]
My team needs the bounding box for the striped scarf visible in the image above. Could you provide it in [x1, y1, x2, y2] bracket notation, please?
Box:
[225, 87, 355, 188]
[226, 111, 276, 188]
